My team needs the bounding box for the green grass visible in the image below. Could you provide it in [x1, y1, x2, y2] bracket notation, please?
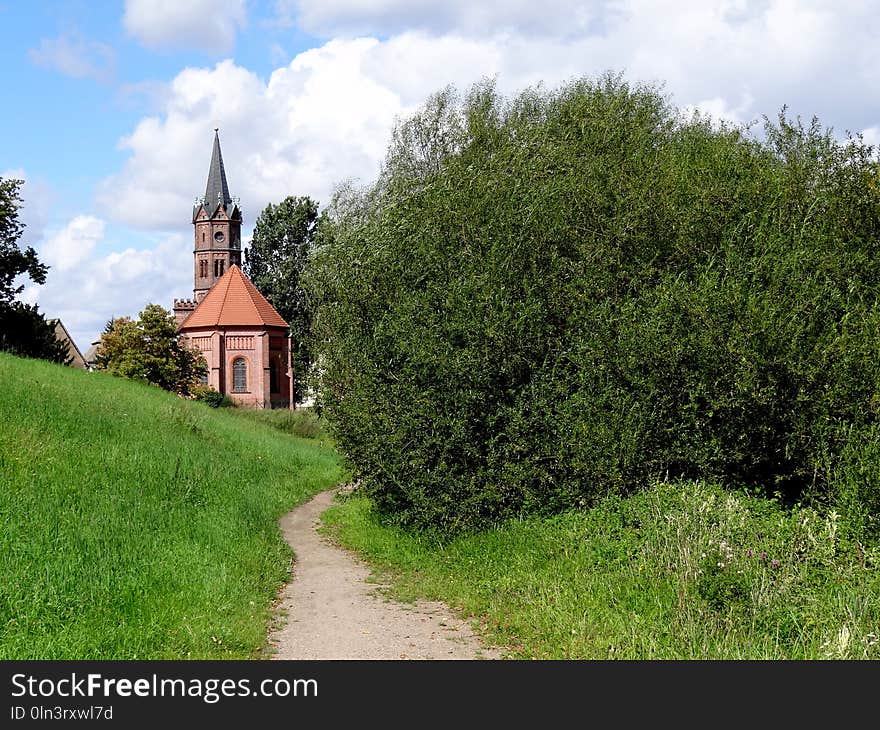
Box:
[0, 352, 342, 659]
[323, 481, 880, 659]
[226, 407, 331, 443]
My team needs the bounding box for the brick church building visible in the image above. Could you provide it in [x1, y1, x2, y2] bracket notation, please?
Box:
[173, 131, 294, 409]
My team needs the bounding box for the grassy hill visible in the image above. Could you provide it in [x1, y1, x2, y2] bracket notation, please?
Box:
[0, 352, 342, 659]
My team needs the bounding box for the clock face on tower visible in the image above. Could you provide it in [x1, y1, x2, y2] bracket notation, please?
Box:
[214, 230, 225, 243]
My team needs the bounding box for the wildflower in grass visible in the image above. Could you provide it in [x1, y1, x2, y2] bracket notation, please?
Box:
[771, 559, 778, 568]
[761, 551, 767, 561]
[747, 549, 753, 557]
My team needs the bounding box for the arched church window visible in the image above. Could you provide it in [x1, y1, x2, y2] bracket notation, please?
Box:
[232, 358, 247, 392]
[219, 260, 225, 275]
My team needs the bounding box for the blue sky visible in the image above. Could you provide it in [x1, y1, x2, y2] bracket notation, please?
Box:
[2, 0, 880, 351]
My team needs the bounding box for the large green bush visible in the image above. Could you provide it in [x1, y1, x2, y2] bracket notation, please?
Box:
[307, 74, 880, 533]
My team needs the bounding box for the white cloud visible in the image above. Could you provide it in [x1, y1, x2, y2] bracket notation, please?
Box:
[99, 2, 880, 234]
[40, 216, 105, 272]
[283, 0, 880, 128]
[28, 32, 115, 82]
[681, 93, 756, 127]
[123, 0, 246, 53]
[26, 228, 192, 352]
[96, 35, 588, 231]
[860, 126, 880, 147]
[96, 50, 405, 229]
[860, 126, 880, 160]
[282, 0, 620, 38]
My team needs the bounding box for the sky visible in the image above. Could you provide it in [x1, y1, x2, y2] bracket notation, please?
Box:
[2, 0, 880, 351]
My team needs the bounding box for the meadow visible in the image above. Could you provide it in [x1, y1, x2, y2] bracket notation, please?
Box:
[0, 352, 341, 659]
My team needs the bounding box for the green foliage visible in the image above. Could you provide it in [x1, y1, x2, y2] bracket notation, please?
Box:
[324, 480, 880, 659]
[243, 195, 320, 403]
[0, 351, 342, 659]
[695, 542, 751, 612]
[191, 384, 233, 408]
[96, 304, 206, 396]
[0, 177, 44, 303]
[0, 303, 70, 363]
[0, 177, 69, 363]
[308, 74, 880, 532]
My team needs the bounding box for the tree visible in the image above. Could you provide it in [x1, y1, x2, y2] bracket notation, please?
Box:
[308, 75, 880, 533]
[243, 195, 318, 403]
[0, 304, 70, 362]
[0, 176, 69, 363]
[96, 304, 206, 396]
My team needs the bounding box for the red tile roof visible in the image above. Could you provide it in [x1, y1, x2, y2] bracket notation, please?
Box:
[179, 265, 288, 329]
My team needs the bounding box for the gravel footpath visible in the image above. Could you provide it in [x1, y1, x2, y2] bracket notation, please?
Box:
[267, 489, 501, 660]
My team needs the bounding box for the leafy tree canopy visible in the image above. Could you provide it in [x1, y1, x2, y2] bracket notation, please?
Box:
[308, 74, 880, 534]
[244, 195, 321, 403]
[96, 304, 206, 396]
[0, 176, 69, 363]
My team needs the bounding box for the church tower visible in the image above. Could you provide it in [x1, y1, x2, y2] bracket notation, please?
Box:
[191, 129, 242, 302]
[173, 129, 294, 410]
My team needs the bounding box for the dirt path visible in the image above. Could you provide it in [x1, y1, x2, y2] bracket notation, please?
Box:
[267, 489, 502, 660]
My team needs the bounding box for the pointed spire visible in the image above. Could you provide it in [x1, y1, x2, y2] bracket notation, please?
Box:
[203, 129, 232, 217]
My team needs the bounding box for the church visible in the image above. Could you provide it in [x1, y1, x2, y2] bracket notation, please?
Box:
[173, 131, 294, 409]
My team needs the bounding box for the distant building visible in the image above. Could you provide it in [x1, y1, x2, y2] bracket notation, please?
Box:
[84, 341, 101, 371]
[173, 131, 294, 409]
[50, 319, 86, 369]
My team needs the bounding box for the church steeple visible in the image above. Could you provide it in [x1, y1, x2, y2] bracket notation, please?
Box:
[203, 129, 232, 217]
[191, 129, 242, 302]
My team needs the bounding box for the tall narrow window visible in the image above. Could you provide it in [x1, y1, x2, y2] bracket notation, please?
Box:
[232, 358, 247, 392]
[270, 359, 279, 393]
[219, 260, 225, 276]
[214, 259, 219, 277]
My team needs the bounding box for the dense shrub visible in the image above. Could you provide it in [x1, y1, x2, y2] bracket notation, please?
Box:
[307, 74, 880, 533]
[192, 384, 233, 408]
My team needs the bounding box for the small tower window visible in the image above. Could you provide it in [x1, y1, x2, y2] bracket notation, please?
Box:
[232, 358, 247, 392]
